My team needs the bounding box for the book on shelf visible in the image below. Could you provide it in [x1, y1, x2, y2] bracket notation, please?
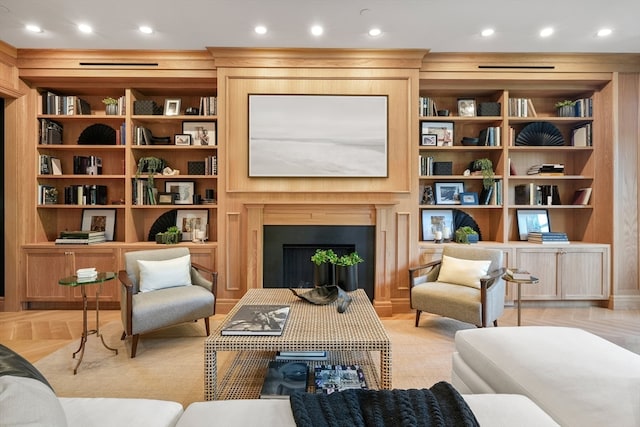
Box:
[527, 231, 569, 244]
[572, 188, 592, 205]
[259, 361, 309, 399]
[571, 123, 592, 147]
[63, 184, 107, 205]
[56, 230, 106, 245]
[314, 364, 367, 395]
[38, 184, 58, 205]
[505, 268, 532, 281]
[38, 118, 63, 145]
[220, 305, 290, 336]
[55, 237, 106, 245]
[275, 351, 328, 361]
[60, 230, 106, 239]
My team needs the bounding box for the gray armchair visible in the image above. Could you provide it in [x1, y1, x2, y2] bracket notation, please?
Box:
[118, 247, 217, 357]
[409, 245, 505, 328]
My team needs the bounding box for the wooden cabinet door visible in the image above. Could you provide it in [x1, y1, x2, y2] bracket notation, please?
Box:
[560, 248, 609, 299]
[24, 249, 72, 301]
[515, 247, 561, 299]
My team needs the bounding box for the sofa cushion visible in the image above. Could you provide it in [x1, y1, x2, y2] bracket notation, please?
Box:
[59, 397, 183, 427]
[0, 343, 53, 390]
[0, 375, 68, 427]
[138, 254, 192, 292]
[437, 255, 491, 289]
[176, 399, 296, 427]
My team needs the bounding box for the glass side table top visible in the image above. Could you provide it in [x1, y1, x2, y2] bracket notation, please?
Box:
[59, 271, 116, 286]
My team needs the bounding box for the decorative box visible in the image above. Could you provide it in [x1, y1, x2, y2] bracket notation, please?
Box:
[188, 161, 206, 175]
[134, 100, 163, 115]
[432, 161, 453, 176]
[478, 102, 501, 116]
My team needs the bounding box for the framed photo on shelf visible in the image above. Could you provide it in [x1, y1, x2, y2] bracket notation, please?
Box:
[457, 98, 476, 117]
[460, 191, 479, 205]
[434, 182, 464, 204]
[421, 209, 453, 241]
[174, 134, 191, 146]
[182, 121, 216, 146]
[165, 181, 195, 205]
[421, 122, 453, 147]
[157, 192, 175, 205]
[175, 209, 209, 241]
[164, 99, 181, 116]
[421, 133, 438, 146]
[80, 208, 116, 241]
[516, 209, 551, 240]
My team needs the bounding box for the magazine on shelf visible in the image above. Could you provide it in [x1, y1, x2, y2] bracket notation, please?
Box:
[314, 364, 367, 395]
[220, 305, 290, 336]
[259, 361, 309, 399]
[275, 351, 328, 361]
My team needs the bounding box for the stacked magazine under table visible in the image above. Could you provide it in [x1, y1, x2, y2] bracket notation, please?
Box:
[205, 288, 391, 400]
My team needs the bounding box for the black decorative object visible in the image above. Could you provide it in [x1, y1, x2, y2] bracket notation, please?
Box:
[290, 285, 352, 313]
[515, 122, 565, 146]
[478, 102, 501, 116]
[147, 209, 178, 241]
[452, 209, 482, 240]
[77, 123, 116, 145]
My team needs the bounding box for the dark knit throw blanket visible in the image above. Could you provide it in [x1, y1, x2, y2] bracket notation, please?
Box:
[289, 382, 479, 427]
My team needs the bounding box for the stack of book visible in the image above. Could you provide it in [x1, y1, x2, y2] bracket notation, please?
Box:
[527, 163, 565, 176]
[527, 232, 569, 244]
[505, 268, 533, 281]
[55, 230, 106, 245]
[76, 267, 98, 283]
[275, 351, 328, 361]
[314, 364, 367, 395]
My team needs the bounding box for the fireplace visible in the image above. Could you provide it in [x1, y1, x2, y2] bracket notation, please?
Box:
[263, 225, 375, 299]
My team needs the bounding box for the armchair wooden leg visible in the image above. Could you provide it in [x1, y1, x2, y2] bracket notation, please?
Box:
[130, 334, 139, 358]
[415, 310, 422, 327]
[121, 331, 126, 340]
[204, 317, 210, 335]
[493, 320, 498, 327]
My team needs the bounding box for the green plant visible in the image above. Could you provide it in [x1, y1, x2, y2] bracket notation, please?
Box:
[454, 226, 479, 244]
[310, 249, 338, 265]
[554, 99, 576, 108]
[136, 156, 165, 185]
[335, 251, 364, 267]
[166, 226, 180, 234]
[102, 97, 119, 105]
[472, 158, 495, 190]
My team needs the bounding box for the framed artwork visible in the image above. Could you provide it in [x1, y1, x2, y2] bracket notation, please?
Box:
[457, 98, 476, 117]
[175, 209, 209, 241]
[421, 133, 437, 146]
[460, 191, 479, 205]
[182, 121, 216, 146]
[421, 121, 454, 146]
[516, 209, 551, 240]
[157, 192, 175, 205]
[434, 182, 464, 204]
[174, 134, 191, 146]
[421, 209, 453, 241]
[165, 181, 195, 205]
[80, 208, 116, 241]
[248, 94, 388, 177]
[164, 99, 181, 116]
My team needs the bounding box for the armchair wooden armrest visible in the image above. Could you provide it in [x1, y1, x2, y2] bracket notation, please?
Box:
[480, 267, 506, 290]
[408, 259, 443, 289]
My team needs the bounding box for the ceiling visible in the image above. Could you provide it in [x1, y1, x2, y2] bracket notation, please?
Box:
[0, 0, 639, 53]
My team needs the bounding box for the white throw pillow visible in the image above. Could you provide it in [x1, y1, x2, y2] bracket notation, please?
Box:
[0, 375, 68, 427]
[437, 255, 491, 289]
[138, 254, 192, 292]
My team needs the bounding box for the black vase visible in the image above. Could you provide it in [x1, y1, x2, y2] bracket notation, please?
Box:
[336, 265, 358, 292]
[313, 263, 334, 287]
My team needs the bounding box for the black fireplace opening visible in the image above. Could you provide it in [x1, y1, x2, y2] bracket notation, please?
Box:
[263, 225, 375, 300]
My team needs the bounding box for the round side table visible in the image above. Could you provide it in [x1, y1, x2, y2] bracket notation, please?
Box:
[502, 273, 539, 326]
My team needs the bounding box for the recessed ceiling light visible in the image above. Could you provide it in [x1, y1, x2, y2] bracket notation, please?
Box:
[254, 25, 267, 35]
[78, 23, 93, 34]
[539, 27, 554, 37]
[368, 28, 382, 37]
[597, 28, 612, 37]
[311, 25, 323, 36]
[26, 24, 43, 33]
[481, 28, 495, 37]
[139, 25, 153, 34]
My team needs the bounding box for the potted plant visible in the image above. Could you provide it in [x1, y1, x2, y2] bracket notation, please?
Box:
[310, 249, 338, 286]
[471, 158, 495, 190]
[156, 225, 181, 244]
[335, 251, 364, 292]
[102, 97, 119, 115]
[455, 226, 479, 244]
[136, 156, 165, 186]
[555, 100, 576, 117]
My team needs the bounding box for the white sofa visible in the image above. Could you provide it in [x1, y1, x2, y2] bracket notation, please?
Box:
[452, 326, 640, 427]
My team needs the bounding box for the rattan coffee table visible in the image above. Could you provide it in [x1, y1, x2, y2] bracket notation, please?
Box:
[204, 288, 391, 400]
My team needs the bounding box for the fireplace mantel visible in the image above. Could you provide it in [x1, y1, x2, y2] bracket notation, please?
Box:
[243, 203, 397, 315]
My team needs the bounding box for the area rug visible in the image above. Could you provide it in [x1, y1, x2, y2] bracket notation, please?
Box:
[34, 318, 465, 407]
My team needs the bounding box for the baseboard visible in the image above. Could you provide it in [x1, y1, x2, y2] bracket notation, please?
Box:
[608, 295, 640, 309]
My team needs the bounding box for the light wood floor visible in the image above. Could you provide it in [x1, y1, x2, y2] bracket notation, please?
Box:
[2, 306, 639, 364]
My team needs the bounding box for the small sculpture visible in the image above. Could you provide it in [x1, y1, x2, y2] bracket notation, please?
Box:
[290, 285, 352, 313]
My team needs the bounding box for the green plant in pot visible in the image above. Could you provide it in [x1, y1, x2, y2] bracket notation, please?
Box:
[311, 249, 338, 286]
[102, 97, 119, 115]
[136, 156, 165, 186]
[455, 226, 479, 244]
[156, 225, 181, 244]
[555, 100, 576, 117]
[471, 158, 495, 190]
[335, 251, 364, 292]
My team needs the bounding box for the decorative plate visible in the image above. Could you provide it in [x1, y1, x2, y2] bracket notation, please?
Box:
[452, 209, 482, 240]
[515, 121, 565, 146]
[77, 123, 117, 145]
[147, 209, 177, 241]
